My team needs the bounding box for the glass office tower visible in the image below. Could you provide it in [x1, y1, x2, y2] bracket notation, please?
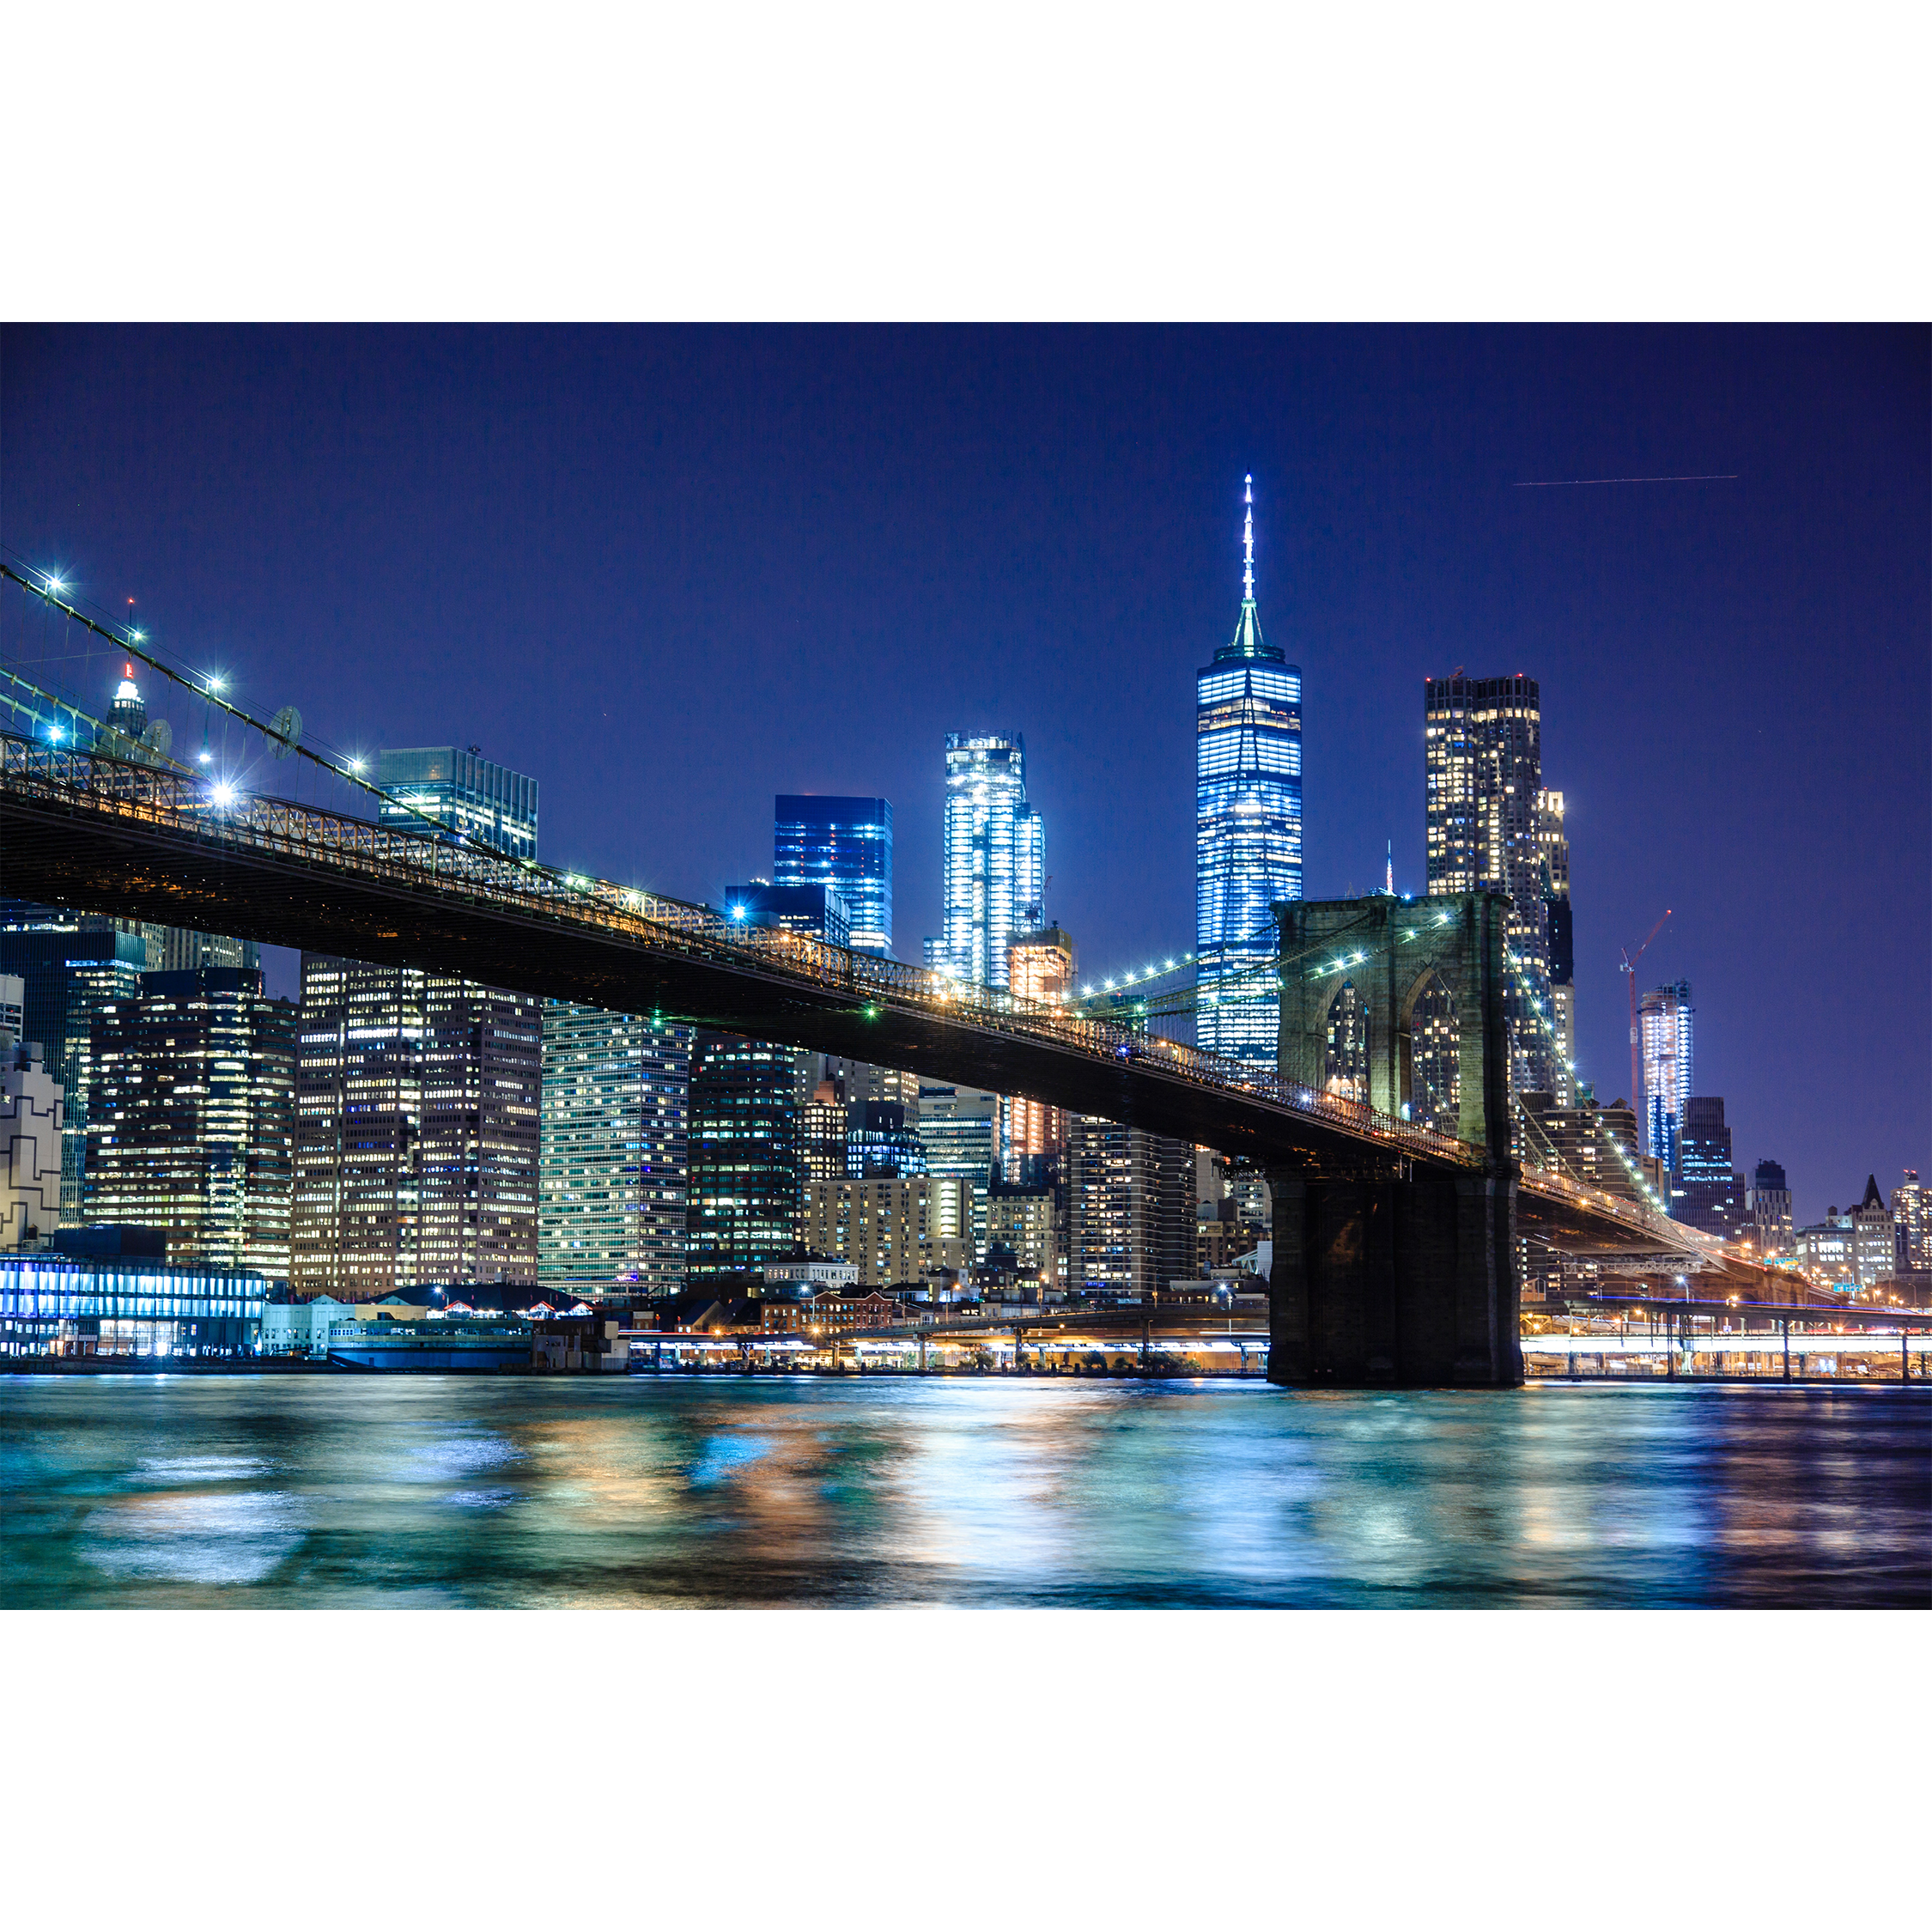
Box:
[774, 796, 893, 954]
[84, 968, 297, 1278]
[685, 1031, 802, 1277]
[1196, 477, 1302, 1064]
[377, 746, 538, 860]
[941, 735, 1044, 990]
[1639, 981, 1694, 1172]
[538, 1005, 690, 1296]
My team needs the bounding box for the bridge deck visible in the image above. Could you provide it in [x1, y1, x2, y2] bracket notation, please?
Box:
[0, 736, 1724, 1263]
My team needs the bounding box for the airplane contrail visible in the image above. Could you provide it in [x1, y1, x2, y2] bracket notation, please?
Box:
[1514, 473, 1739, 487]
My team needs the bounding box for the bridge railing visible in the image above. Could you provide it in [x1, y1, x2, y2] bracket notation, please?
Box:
[3, 734, 1674, 1187]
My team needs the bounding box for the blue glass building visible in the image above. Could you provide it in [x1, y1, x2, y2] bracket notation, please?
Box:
[377, 746, 538, 860]
[1196, 478, 1303, 1064]
[774, 797, 893, 955]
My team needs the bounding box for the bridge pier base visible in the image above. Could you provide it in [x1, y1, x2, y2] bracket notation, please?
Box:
[1266, 1166, 1522, 1388]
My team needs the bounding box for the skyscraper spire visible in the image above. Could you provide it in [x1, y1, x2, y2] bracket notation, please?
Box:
[1242, 474, 1255, 604]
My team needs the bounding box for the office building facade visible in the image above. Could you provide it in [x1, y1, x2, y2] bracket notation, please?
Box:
[376, 746, 538, 860]
[538, 1003, 690, 1297]
[1673, 1096, 1747, 1237]
[1003, 927, 1075, 1185]
[1197, 477, 1302, 1066]
[1749, 1158, 1795, 1256]
[84, 968, 298, 1276]
[803, 1176, 973, 1288]
[1894, 1170, 1929, 1273]
[686, 1030, 801, 1278]
[940, 734, 1043, 989]
[918, 1083, 998, 1257]
[1, 1035, 64, 1250]
[722, 880, 849, 949]
[1067, 1116, 1194, 1296]
[1639, 981, 1694, 1171]
[0, 920, 150, 1219]
[1537, 788, 1575, 1105]
[774, 795, 893, 955]
[292, 957, 541, 1295]
[1425, 672, 1560, 1097]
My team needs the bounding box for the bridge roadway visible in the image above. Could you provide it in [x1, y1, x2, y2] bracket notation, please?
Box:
[0, 735, 1744, 1276]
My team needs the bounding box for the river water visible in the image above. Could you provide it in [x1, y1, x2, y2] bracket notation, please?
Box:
[1, 1376, 1924, 1607]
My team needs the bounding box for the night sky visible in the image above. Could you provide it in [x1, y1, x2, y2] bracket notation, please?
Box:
[3, 325, 1925, 1221]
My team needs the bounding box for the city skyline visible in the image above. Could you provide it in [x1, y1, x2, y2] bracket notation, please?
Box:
[2, 325, 1924, 1216]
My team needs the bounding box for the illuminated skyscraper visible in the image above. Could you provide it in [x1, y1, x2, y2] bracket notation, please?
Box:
[85, 968, 297, 1277]
[1003, 927, 1075, 1185]
[940, 734, 1043, 989]
[1197, 477, 1302, 1065]
[1674, 1095, 1746, 1236]
[538, 1004, 690, 1296]
[1537, 788, 1574, 1106]
[377, 745, 538, 860]
[1892, 1170, 1928, 1272]
[774, 796, 893, 955]
[1424, 672, 1558, 1096]
[1639, 981, 1693, 1172]
[292, 957, 541, 1295]
[1068, 1117, 1194, 1295]
[1750, 1158, 1795, 1256]
[686, 1031, 801, 1277]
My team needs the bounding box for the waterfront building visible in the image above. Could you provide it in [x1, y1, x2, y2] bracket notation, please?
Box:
[1424, 672, 1558, 1095]
[1638, 981, 1694, 1171]
[1197, 477, 1303, 1066]
[1, 1035, 63, 1249]
[84, 968, 297, 1277]
[721, 879, 849, 949]
[1795, 1217, 1856, 1291]
[1067, 1116, 1193, 1296]
[292, 957, 541, 1296]
[1002, 927, 1075, 1184]
[1893, 1170, 1929, 1272]
[773, 795, 893, 955]
[538, 1003, 690, 1297]
[803, 1175, 973, 1287]
[762, 1255, 859, 1292]
[940, 734, 1044, 988]
[686, 1030, 802, 1278]
[0, 921, 149, 1218]
[376, 745, 538, 860]
[1674, 1096, 1747, 1237]
[1748, 1158, 1795, 1255]
[0, 1225, 267, 1357]
[986, 1181, 1058, 1288]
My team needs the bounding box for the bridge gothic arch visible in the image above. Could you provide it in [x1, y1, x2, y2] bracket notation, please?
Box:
[1277, 890, 1513, 1165]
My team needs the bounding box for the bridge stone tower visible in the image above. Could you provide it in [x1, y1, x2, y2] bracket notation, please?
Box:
[1266, 891, 1522, 1387]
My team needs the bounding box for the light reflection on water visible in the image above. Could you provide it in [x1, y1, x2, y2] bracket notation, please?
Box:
[2, 1377, 1924, 1608]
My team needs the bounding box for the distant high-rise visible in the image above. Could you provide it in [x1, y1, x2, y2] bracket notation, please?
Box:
[85, 968, 297, 1277]
[0, 920, 149, 1218]
[292, 957, 541, 1295]
[918, 1083, 999, 1259]
[1674, 1096, 1747, 1237]
[1004, 927, 1075, 1185]
[538, 1004, 690, 1297]
[846, 1099, 926, 1180]
[939, 735, 1042, 988]
[1197, 477, 1302, 1066]
[722, 880, 849, 949]
[1894, 1169, 1929, 1273]
[1639, 981, 1694, 1171]
[1425, 672, 1558, 1095]
[1537, 788, 1574, 1106]
[774, 796, 893, 955]
[1750, 1158, 1795, 1256]
[686, 1031, 801, 1278]
[377, 745, 538, 860]
[1, 1030, 64, 1250]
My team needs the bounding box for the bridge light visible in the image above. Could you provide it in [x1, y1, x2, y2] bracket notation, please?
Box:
[207, 675, 224, 691]
[210, 781, 237, 807]
[349, 756, 365, 773]
[130, 629, 145, 642]
[730, 904, 746, 920]
[46, 575, 66, 593]
[197, 750, 210, 762]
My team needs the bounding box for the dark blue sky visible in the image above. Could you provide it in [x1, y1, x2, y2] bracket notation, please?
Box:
[3, 325, 1925, 1220]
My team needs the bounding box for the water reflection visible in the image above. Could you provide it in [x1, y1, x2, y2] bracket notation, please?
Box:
[1, 1377, 1923, 1608]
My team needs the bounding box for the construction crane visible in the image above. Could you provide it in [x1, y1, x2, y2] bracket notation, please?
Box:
[1619, 909, 1673, 1121]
